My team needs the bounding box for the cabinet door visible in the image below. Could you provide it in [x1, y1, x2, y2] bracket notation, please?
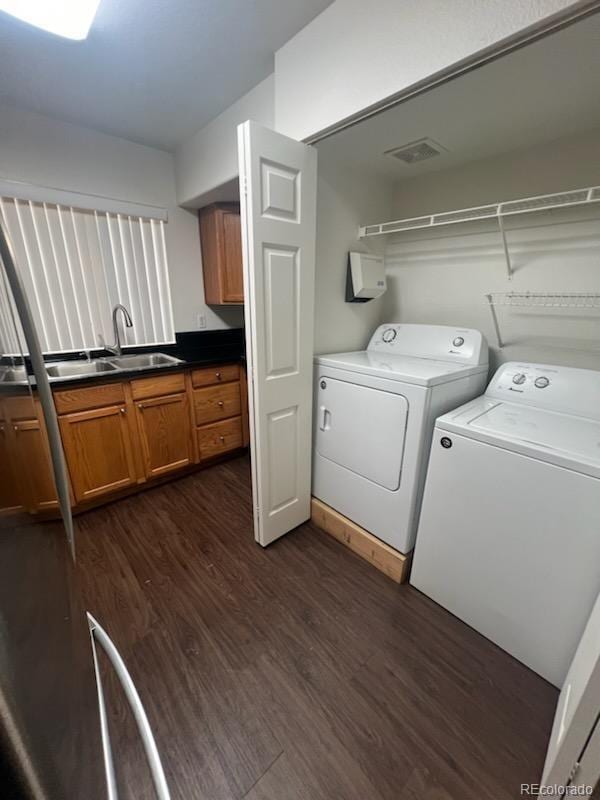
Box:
[0, 419, 23, 514]
[221, 206, 244, 302]
[13, 419, 59, 512]
[59, 404, 137, 504]
[199, 203, 243, 304]
[135, 392, 192, 479]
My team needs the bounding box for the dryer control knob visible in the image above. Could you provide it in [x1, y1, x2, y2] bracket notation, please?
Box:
[452, 336, 465, 347]
[512, 373, 527, 385]
[382, 328, 397, 343]
[534, 376, 550, 389]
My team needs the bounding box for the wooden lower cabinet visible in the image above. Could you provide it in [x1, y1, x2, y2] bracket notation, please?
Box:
[135, 392, 192, 479]
[59, 404, 137, 504]
[13, 418, 59, 513]
[0, 396, 58, 514]
[0, 419, 22, 514]
[53, 363, 247, 510]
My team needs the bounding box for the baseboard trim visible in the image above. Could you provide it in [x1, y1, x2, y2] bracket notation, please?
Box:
[310, 497, 411, 584]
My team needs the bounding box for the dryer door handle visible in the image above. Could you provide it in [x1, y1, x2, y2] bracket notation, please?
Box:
[319, 405, 331, 431]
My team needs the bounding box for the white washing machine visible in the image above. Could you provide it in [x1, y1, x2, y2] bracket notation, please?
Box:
[312, 324, 489, 554]
[411, 361, 600, 688]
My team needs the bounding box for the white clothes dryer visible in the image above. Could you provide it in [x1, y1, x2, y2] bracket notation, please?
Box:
[312, 324, 489, 554]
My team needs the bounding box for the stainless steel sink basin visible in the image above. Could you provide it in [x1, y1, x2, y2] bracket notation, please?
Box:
[0, 366, 28, 384]
[107, 353, 183, 370]
[46, 360, 120, 379]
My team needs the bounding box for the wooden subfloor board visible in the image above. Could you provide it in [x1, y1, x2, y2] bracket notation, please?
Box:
[311, 497, 411, 583]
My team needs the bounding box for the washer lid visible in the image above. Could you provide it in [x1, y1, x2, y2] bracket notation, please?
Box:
[315, 351, 487, 387]
[437, 397, 600, 478]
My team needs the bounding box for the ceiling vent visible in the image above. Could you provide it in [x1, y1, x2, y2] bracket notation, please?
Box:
[384, 138, 447, 165]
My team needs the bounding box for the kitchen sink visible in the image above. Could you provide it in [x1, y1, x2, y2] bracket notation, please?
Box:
[106, 353, 183, 370]
[0, 366, 28, 383]
[46, 360, 120, 379]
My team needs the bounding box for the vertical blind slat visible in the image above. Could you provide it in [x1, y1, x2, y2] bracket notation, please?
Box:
[0, 196, 174, 354]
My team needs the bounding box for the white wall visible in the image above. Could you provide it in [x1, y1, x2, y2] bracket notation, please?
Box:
[275, 0, 582, 142]
[175, 75, 274, 207]
[0, 105, 242, 333]
[314, 156, 394, 354]
[382, 128, 600, 371]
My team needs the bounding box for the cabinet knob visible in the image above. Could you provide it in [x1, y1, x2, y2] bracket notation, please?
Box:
[14, 425, 18, 432]
[120, 407, 127, 414]
[215, 372, 221, 380]
[138, 404, 144, 410]
[218, 401, 224, 408]
[219, 435, 225, 442]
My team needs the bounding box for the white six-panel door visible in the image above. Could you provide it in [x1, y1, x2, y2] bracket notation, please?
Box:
[237, 121, 317, 546]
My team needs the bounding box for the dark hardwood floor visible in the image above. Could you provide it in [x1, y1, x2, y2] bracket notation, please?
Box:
[75, 455, 558, 800]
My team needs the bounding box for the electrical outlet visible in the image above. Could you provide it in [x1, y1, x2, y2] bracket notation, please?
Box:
[197, 312, 207, 329]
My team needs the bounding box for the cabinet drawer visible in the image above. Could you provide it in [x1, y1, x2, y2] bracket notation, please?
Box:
[54, 382, 126, 414]
[193, 382, 241, 426]
[197, 417, 243, 461]
[191, 363, 239, 388]
[130, 372, 185, 400]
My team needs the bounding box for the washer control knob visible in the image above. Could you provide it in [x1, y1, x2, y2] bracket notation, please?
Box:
[452, 336, 465, 347]
[534, 376, 550, 389]
[382, 328, 397, 343]
[512, 373, 527, 385]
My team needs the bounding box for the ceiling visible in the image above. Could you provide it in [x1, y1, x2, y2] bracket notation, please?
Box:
[0, 0, 333, 151]
[316, 12, 600, 183]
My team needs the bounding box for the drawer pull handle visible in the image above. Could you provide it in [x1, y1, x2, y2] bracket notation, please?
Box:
[219, 435, 225, 442]
[120, 407, 127, 414]
[138, 404, 144, 410]
[218, 401, 224, 408]
[215, 372, 221, 380]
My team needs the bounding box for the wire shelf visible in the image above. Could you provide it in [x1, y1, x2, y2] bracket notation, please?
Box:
[359, 186, 600, 238]
[359, 185, 600, 281]
[485, 292, 600, 348]
[487, 292, 600, 309]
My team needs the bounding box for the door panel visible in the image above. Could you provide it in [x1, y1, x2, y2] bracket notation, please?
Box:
[135, 392, 192, 479]
[238, 120, 317, 546]
[59, 404, 137, 503]
[541, 591, 600, 791]
[316, 376, 408, 490]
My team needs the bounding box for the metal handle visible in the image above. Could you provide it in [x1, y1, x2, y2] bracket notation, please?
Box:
[88, 614, 171, 800]
[319, 405, 331, 431]
[215, 372, 221, 380]
[218, 401, 224, 408]
[138, 403, 144, 410]
[120, 407, 126, 414]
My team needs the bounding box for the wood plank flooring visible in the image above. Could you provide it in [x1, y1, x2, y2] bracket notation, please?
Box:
[75, 455, 558, 800]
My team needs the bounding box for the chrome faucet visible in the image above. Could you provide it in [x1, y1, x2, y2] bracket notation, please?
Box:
[99, 304, 133, 356]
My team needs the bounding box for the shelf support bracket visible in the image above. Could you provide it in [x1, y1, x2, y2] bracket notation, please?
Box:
[486, 294, 504, 349]
[497, 215, 513, 280]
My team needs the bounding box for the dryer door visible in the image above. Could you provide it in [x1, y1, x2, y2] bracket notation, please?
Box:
[316, 376, 408, 490]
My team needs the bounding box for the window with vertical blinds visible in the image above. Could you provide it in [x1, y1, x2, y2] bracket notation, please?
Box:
[0, 196, 175, 355]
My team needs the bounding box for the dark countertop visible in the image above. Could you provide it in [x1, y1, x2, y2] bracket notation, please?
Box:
[0, 328, 245, 394]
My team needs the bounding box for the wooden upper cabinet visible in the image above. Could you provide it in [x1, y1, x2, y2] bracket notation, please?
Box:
[199, 203, 244, 304]
[134, 392, 192, 480]
[59, 404, 138, 504]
